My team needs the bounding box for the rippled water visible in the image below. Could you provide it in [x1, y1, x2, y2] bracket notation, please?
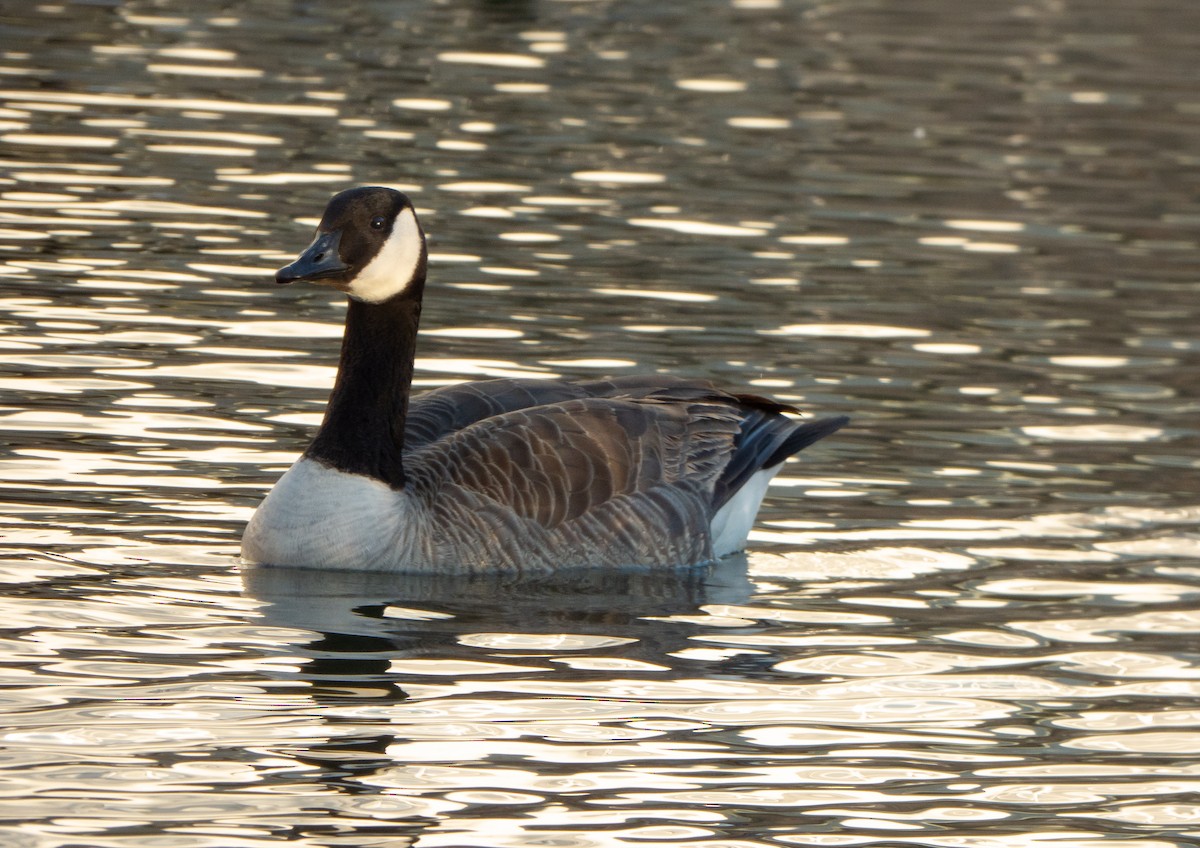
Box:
[1, 1, 1199, 845]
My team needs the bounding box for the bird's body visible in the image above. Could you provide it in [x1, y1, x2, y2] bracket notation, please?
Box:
[241, 186, 847, 574]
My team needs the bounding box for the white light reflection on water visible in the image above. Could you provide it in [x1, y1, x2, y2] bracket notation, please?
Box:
[0, 0, 1199, 845]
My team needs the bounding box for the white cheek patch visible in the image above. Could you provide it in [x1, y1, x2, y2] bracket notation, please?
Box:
[347, 207, 424, 303]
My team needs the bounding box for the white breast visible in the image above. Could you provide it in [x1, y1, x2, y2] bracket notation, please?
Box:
[241, 457, 423, 571]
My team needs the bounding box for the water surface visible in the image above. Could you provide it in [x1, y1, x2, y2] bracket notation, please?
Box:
[1, 1, 1198, 846]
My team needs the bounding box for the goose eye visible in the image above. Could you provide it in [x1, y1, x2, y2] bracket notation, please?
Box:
[370, 215, 387, 230]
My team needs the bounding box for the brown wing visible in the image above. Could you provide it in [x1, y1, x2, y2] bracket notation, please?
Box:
[401, 379, 847, 571]
[405, 378, 590, 450]
[403, 376, 741, 451]
[405, 395, 743, 529]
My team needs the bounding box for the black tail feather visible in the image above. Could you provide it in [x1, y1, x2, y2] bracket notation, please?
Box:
[714, 413, 849, 510]
[764, 415, 850, 468]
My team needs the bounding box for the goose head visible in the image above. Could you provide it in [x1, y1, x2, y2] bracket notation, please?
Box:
[275, 186, 427, 303]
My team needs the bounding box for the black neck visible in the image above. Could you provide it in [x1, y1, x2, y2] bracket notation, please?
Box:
[304, 281, 424, 488]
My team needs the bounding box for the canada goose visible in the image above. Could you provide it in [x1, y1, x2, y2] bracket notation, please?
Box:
[241, 186, 848, 573]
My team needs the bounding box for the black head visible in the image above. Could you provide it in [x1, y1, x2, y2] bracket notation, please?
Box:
[275, 186, 427, 302]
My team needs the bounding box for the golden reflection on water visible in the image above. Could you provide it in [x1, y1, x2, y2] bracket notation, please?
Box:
[0, 0, 1198, 844]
